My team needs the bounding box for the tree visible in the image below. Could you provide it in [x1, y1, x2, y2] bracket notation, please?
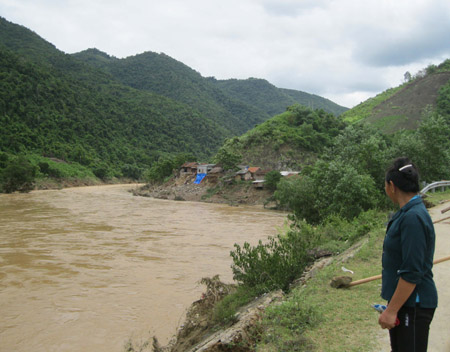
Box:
[390, 110, 450, 182]
[264, 170, 282, 191]
[213, 148, 242, 171]
[404, 71, 412, 82]
[275, 160, 378, 224]
[0, 156, 37, 193]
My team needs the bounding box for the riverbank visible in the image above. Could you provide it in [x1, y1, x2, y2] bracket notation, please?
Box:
[132, 174, 275, 207]
[33, 177, 140, 191]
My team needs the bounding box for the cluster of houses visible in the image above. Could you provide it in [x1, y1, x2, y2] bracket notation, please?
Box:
[179, 162, 299, 188]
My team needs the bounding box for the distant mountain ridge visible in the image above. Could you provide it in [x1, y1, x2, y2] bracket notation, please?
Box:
[73, 48, 348, 135]
[211, 78, 348, 117]
[0, 16, 348, 179]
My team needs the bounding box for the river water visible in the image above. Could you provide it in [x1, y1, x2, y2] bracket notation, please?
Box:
[0, 184, 286, 352]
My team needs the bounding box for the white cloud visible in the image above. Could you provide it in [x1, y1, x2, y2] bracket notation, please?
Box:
[0, 0, 449, 108]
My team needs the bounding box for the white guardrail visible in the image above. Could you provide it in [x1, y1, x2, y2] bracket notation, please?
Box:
[420, 181, 450, 195]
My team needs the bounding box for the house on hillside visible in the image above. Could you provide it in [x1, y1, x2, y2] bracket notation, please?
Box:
[197, 164, 216, 174]
[235, 166, 264, 181]
[252, 180, 265, 189]
[180, 162, 198, 175]
[235, 169, 252, 181]
[280, 171, 300, 177]
[248, 167, 260, 178]
[207, 166, 224, 181]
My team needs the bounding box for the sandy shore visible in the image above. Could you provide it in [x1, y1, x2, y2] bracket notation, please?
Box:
[375, 201, 450, 351]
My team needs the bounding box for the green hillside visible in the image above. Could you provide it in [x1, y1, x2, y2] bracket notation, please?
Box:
[74, 50, 348, 136]
[215, 105, 347, 170]
[0, 17, 228, 183]
[212, 77, 348, 117]
[341, 60, 450, 133]
[73, 49, 271, 135]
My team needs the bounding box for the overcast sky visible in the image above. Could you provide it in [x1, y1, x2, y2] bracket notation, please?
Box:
[1, 0, 449, 108]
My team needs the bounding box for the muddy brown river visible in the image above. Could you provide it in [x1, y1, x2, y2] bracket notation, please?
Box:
[0, 184, 286, 352]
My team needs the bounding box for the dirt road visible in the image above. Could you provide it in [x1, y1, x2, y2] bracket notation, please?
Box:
[375, 201, 450, 351]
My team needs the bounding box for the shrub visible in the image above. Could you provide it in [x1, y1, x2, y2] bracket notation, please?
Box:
[264, 170, 282, 191]
[390, 111, 450, 182]
[213, 147, 242, 171]
[144, 153, 194, 183]
[0, 156, 37, 193]
[275, 160, 379, 224]
[230, 221, 318, 292]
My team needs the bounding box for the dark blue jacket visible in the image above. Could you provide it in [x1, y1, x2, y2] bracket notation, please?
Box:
[381, 197, 437, 308]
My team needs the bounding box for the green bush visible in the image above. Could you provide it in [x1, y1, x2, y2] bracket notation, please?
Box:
[144, 153, 194, 183]
[264, 170, 282, 191]
[230, 221, 318, 292]
[391, 111, 450, 182]
[275, 160, 378, 224]
[213, 147, 242, 171]
[0, 155, 37, 193]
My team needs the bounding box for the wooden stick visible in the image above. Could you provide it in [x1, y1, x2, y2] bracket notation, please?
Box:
[441, 205, 450, 214]
[433, 215, 450, 224]
[346, 255, 450, 287]
[348, 274, 381, 287]
[433, 255, 450, 265]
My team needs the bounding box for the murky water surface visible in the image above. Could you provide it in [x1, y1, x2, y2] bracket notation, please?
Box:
[0, 185, 286, 352]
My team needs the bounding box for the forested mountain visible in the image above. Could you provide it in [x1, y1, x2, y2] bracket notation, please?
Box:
[341, 60, 450, 133]
[0, 15, 344, 189]
[210, 77, 347, 117]
[73, 49, 266, 135]
[73, 49, 348, 136]
[0, 17, 228, 181]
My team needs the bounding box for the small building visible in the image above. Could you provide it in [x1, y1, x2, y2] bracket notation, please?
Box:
[180, 162, 198, 175]
[252, 180, 265, 189]
[253, 168, 268, 181]
[235, 166, 265, 181]
[280, 171, 300, 177]
[197, 164, 216, 174]
[235, 169, 252, 181]
[248, 167, 260, 178]
[207, 167, 224, 181]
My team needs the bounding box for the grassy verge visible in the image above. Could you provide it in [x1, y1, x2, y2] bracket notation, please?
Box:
[424, 188, 450, 206]
[255, 191, 450, 351]
[256, 225, 385, 352]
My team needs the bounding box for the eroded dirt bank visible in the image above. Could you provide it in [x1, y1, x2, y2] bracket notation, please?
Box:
[132, 174, 275, 207]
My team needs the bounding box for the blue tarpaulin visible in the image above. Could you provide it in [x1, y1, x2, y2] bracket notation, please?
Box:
[194, 173, 206, 184]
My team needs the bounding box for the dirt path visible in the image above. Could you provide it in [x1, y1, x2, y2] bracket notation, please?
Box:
[375, 201, 450, 351]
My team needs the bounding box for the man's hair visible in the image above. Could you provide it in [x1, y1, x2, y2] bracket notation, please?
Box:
[385, 157, 420, 193]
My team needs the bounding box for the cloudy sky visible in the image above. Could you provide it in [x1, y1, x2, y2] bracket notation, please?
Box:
[1, 0, 449, 107]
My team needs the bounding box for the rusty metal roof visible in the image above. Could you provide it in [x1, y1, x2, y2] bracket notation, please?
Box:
[248, 167, 261, 173]
[181, 162, 198, 168]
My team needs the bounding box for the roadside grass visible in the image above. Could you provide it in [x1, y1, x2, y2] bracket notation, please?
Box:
[255, 193, 449, 352]
[256, 225, 386, 352]
[424, 188, 450, 206]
